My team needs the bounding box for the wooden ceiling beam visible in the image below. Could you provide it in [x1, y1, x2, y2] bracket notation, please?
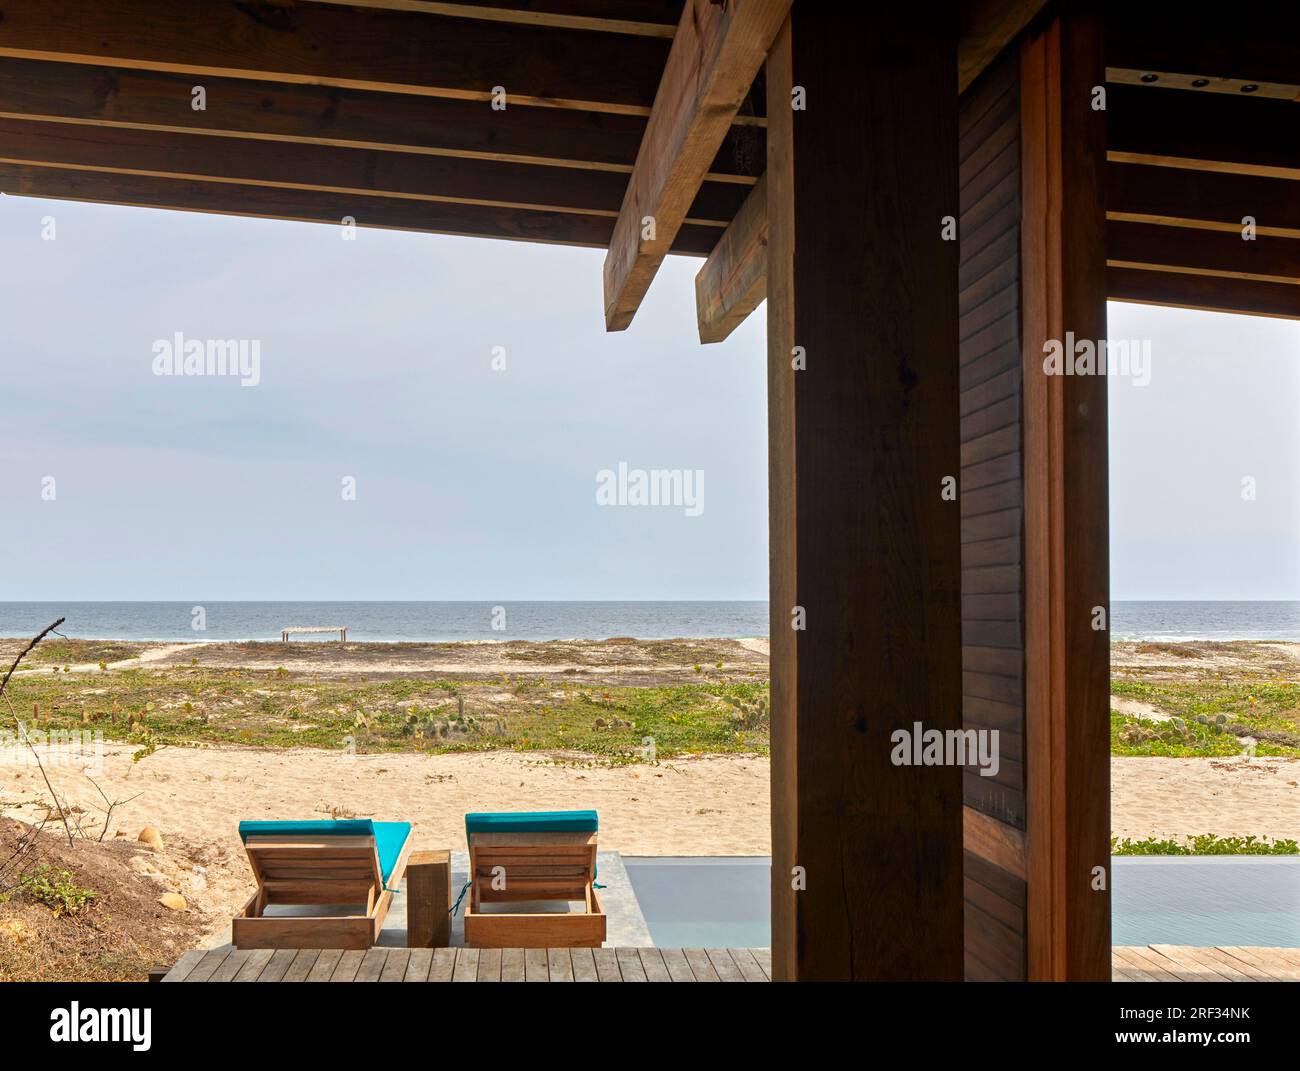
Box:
[1108, 267, 1300, 321]
[1107, 84, 1300, 180]
[0, 161, 721, 253]
[302, 1, 682, 38]
[0, 57, 765, 182]
[602, 0, 790, 331]
[0, 116, 747, 225]
[1106, 13, 1300, 87]
[958, 0, 1047, 94]
[1107, 161, 1300, 239]
[695, 173, 768, 343]
[0, 0, 674, 114]
[1107, 219, 1300, 287]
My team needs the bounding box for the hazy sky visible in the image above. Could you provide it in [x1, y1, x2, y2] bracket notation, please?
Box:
[2, 194, 1295, 600]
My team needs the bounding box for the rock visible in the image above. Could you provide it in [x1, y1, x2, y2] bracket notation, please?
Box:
[158, 893, 187, 911]
[138, 826, 163, 851]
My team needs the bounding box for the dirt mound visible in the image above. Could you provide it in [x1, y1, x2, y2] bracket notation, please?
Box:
[0, 818, 213, 981]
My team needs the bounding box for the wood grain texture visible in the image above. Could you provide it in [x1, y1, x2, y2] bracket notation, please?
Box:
[0, 161, 721, 252]
[603, 0, 789, 329]
[0, 0, 674, 113]
[0, 116, 745, 224]
[0, 56, 765, 180]
[1020, 13, 1112, 982]
[1107, 267, 1300, 320]
[695, 173, 768, 342]
[766, 7, 962, 981]
[958, 54, 1027, 933]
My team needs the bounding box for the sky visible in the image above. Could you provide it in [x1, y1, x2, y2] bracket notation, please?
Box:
[1, 193, 1296, 601]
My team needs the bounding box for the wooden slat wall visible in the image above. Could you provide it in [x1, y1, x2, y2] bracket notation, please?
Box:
[959, 47, 1027, 982]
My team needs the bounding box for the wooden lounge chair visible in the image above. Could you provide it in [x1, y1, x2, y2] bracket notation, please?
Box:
[463, 810, 606, 949]
[233, 819, 413, 950]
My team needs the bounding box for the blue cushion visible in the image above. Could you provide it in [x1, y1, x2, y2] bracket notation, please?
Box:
[238, 819, 412, 886]
[464, 810, 598, 836]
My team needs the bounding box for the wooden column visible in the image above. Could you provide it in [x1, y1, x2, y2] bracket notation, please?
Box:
[766, 8, 963, 980]
[1020, 13, 1112, 980]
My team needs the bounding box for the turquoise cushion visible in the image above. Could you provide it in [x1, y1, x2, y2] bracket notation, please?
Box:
[465, 810, 598, 836]
[238, 819, 412, 887]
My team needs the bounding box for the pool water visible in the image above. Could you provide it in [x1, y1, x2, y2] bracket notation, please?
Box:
[1112, 857, 1300, 947]
[623, 857, 770, 948]
[623, 856, 1300, 948]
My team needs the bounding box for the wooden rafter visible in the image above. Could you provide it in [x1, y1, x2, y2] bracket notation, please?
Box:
[0, 161, 722, 252]
[1107, 219, 1300, 288]
[1107, 161, 1300, 239]
[602, 0, 790, 331]
[694, 173, 768, 343]
[0, 57, 765, 182]
[1107, 84, 1300, 181]
[0, 0, 674, 114]
[299, 1, 682, 38]
[0, 116, 746, 226]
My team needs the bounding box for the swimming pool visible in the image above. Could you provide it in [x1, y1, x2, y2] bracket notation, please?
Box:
[624, 856, 1300, 948]
[623, 857, 770, 948]
[1112, 856, 1300, 947]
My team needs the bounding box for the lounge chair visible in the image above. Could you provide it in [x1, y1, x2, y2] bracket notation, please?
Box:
[233, 819, 413, 950]
[463, 810, 606, 948]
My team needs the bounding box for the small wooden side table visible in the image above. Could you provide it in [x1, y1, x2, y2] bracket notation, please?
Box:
[406, 849, 452, 948]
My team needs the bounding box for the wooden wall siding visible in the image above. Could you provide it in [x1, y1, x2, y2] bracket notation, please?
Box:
[959, 47, 1027, 983]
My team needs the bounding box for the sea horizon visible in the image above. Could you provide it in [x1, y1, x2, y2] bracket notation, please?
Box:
[1, 599, 1298, 644]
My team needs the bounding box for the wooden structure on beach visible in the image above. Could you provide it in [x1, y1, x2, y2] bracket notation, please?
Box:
[281, 626, 348, 643]
[5, 2, 1297, 981]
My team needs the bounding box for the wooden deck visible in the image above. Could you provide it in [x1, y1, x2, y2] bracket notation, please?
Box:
[1113, 946, 1300, 982]
[162, 946, 772, 982]
[162, 945, 1298, 981]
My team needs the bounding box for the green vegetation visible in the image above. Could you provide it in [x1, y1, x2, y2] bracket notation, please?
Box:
[1111, 834, 1299, 856]
[0, 638, 145, 668]
[18, 866, 99, 917]
[5, 665, 771, 760]
[1110, 678, 1300, 757]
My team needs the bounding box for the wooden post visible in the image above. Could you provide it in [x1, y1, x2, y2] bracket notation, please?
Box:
[766, 8, 963, 980]
[406, 849, 451, 949]
[1020, 12, 1112, 981]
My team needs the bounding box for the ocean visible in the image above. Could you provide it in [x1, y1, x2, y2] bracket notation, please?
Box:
[0, 601, 769, 643]
[0, 600, 1296, 644]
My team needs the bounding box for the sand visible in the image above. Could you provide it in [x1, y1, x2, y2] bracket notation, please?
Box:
[3, 635, 1296, 948]
[3, 742, 769, 944]
[6, 740, 1296, 945]
[1111, 755, 1300, 842]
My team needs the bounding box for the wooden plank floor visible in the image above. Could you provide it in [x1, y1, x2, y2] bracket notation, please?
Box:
[163, 945, 1299, 981]
[162, 946, 772, 982]
[1112, 946, 1300, 982]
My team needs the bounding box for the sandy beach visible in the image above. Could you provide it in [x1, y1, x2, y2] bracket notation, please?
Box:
[5, 742, 1296, 947]
[1, 635, 1297, 953]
